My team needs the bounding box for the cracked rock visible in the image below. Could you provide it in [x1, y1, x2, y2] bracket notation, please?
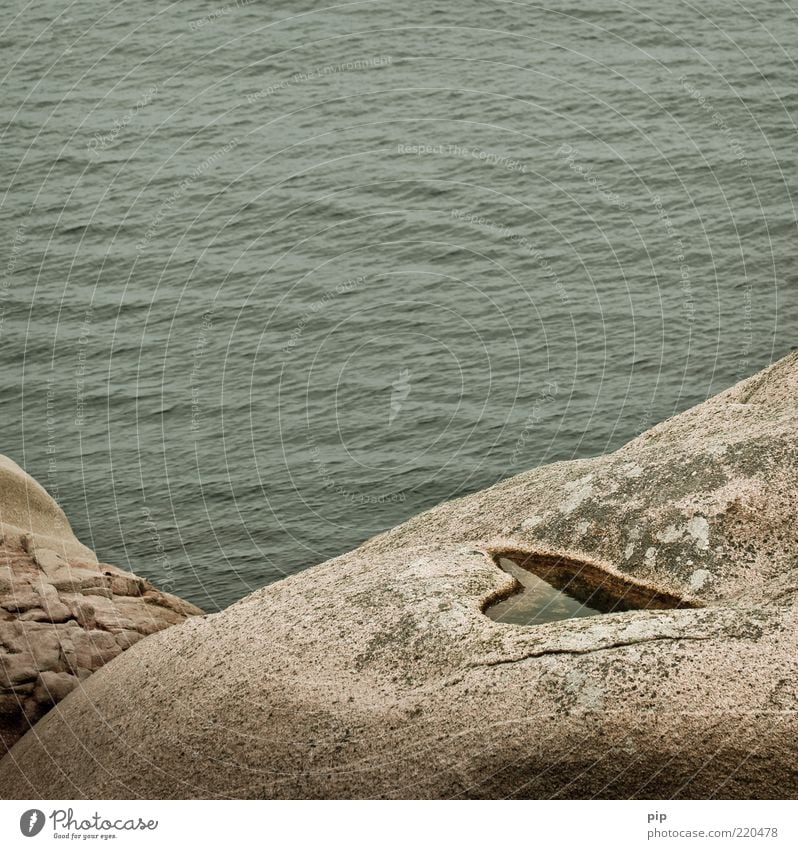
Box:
[0, 452, 203, 751]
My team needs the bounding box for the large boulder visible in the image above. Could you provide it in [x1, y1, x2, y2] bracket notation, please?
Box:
[0, 454, 203, 751]
[1, 354, 797, 798]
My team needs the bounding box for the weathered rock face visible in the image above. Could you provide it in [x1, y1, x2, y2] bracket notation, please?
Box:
[1, 354, 797, 798]
[0, 454, 203, 751]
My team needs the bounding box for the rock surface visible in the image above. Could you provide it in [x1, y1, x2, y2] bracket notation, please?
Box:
[0, 454, 203, 751]
[1, 354, 798, 798]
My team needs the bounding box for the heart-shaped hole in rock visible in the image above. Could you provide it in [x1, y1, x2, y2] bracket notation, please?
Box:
[485, 551, 701, 626]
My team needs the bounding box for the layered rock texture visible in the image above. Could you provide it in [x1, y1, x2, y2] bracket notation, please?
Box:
[0, 454, 202, 751]
[1, 353, 797, 798]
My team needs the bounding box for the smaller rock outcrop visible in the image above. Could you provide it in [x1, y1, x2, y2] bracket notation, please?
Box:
[0, 454, 202, 751]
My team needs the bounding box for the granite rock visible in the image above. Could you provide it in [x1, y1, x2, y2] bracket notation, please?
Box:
[1, 354, 797, 798]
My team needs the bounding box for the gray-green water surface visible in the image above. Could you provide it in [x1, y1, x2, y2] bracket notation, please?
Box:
[1, 2, 796, 609]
